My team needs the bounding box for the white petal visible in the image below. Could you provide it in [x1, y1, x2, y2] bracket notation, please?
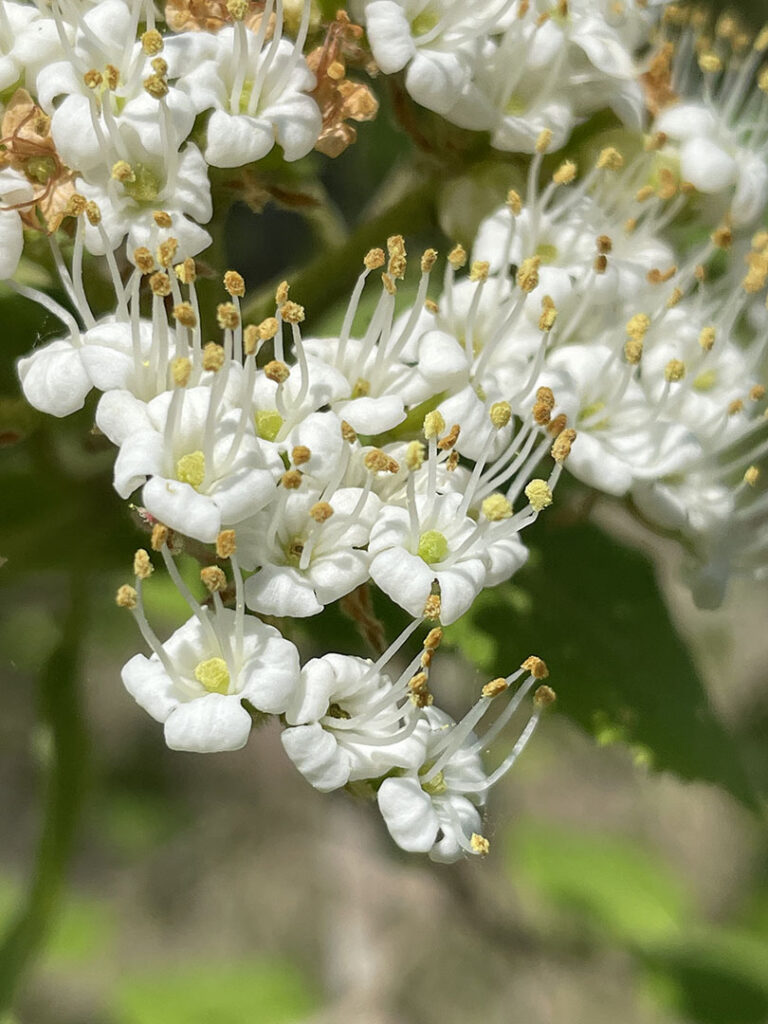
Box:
[377, 776, 439, 853]
[17, 341, 92, 416]
[164, 693, 253, 752]
[281, 722, 351, 791]
[244, 564, 323, 617]
[142, 476, 222, 542]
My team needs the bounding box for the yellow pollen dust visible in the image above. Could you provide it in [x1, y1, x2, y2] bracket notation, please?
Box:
[203, 342, 226, 372]
[406, 440, 425, 470]
[534, 684, 557, 708]
[418, 530, 449, 565]
[626, 312, 651, 340]
[194, 657, 231, 695]
[522, 655, 549, 678]
[116, 584, 137, 609]
[176, 450, 206, 489]
[665, 359, 686, 382]
[553, 160, 577, 185]
[482, 677, 508, 698]
[424, 410, 446, 439]
[525, 479, 553, 512]
[133, 548, 153, 579]
[517, 256, 540, 293]
[217, 530, 237, 558]
[699, 327, 716, 351]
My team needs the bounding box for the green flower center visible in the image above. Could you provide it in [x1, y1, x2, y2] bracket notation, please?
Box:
[412, 9, 439, 35]
[693, 369, 717, 391]
[194, 657, 230, 695]
[327, 702, 351, 720]
[284, 537, 305, 567]
[123, 163, 161, 203]
[421, 769, 447, 796]
[255, 409, 283, 442]
[175, 450, 206, 489]
[535, 242, 558, 264]
[505, 92, 527, 116]
[418, 529, 449, 565]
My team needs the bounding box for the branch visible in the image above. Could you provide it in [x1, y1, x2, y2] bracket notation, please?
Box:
[0, 574, 89, 1011]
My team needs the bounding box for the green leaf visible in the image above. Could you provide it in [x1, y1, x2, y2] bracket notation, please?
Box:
[113, 961, 318, 1024]
[446, 521, 758, 809]
[642, 928, 768, 1024]
[507, 819, 693, 945]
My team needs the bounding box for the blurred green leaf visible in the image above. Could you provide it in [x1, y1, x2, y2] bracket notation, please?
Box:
[113, 961, 318, 1024]
[642, 928, 768, 1024]
[508, 820, 692, 945]
[446, 521, 758, 809]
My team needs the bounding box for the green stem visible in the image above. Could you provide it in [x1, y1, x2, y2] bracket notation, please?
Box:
[241, 174, 441, 325]
[0, 574, 89, 1012]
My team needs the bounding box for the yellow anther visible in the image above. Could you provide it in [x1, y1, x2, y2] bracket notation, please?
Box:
[83, 69, 103, 89]
[597, 146, 624, 170]
[482, 677, 508, 698]
[624, 339, 643, 365]
[280, 300, 305, 324]
[522, 655, 549, 678]
[470, 260, 490, 282]
[153, 210, 172, 228]
[406, 440, 425, 470]
[481, 493, 513, 521]
[174, 257, 196, 284]
[281, 469, 303, 489]
[698, 51, 723, 73]
[551, 427, 576, 463]
[626, 312, 651, 340]
[596, 234, 613, 255]
[201, 566, 227, 592]
[470, 834, 490, 856]
[217, 302, 240, 330]
[539, 295, 558, 332]
[448, 244, 467, 269]
[364, 248, 386, 270]
[116, 584, 137, 609]
[275, 280, 290, 305]
[141, 28, 164, 54]
[533, 684, 557, 707]
[728, 398, 744, 416]
[111, 160, 135, 183]
[222, 270, 245, 297]
[553, 160, 577, 185]
[423, 627, 443, 651]
[744, 465, 760, 487]
[423, 590, 442, 622]
[525, 479, 553, 511]
[143, 73, 169, 99]
[750, 384, 766, 402]
[216, 530, 237, 558]
[175, 450, 206, 489]
[292, 445, 311, 466]
[133, 549, 153, 580]
[340, 420, 357, 443]
[264, 360, 290, 384]
[259, 317, 279, 340]
[437, 424, 461, 451]
[424, 299, 439, 315]
[381, 273, 396, 295]
[424, 410, 446, 439]
[535, 128, 553, 153]
[310, 501, 334, 523]
[150, 523, 170, 551]
[664, 359, 686, 382]
[150, 272, 171, 297]
[157, 238, 179, 267]
[134, 247, 155, 273]
[489, 401, 512, 429]
[226, 0, 249, 17]
[364, 449, 400, 474]
[506, 189, 523, 215]
[516, 256, 541, 292]
[202, 342, 226, 372]
[171, 356, 192, 387]
[84, 201, 101, 226]
[173, 302, 197, 328]
[421, 248, 438, 273]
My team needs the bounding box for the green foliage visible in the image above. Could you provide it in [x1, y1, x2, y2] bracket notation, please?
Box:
[446, 520, 758, 809]
[509, 820, 691, 945]
[113, 961, 318, 1024]
[508, 820, 768, 1024]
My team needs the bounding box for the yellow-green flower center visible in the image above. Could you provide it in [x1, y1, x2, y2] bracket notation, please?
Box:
[255, 408, 283, 441]
[505, 92, 527, 116]
[194, 656, 230, 695]
[578, 400, 609, 430]
[175, 450, 206, 489]
[284, 537, 306, 567]
[535, 242, 558, 264]
[418, 529, 449, 564]
[412, 9, 439, 35]
[421, 769, 447, 796]
[693, 369, 718, 391]
[123, 163, 161, 203]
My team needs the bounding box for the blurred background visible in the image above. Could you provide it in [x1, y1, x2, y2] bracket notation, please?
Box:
[2, 2, 768, 1021]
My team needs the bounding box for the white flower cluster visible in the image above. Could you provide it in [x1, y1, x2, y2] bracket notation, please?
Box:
[6, 0, 768, 861]
[359, 0, 664, 152]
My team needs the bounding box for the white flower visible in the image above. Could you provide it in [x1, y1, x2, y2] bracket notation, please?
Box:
[123, 608, 300, 752]
[369, 491, 495, 624]
[546, 343, 701, 496]
[239, 486, 382, 617]
[377, 709, 487, 863]
[0, 167, 34, 280]
[113, 385, 280, 542]
[171, 27, 321, 167]
[281, 652, 429, 791]
[0, 3, 63, 94]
